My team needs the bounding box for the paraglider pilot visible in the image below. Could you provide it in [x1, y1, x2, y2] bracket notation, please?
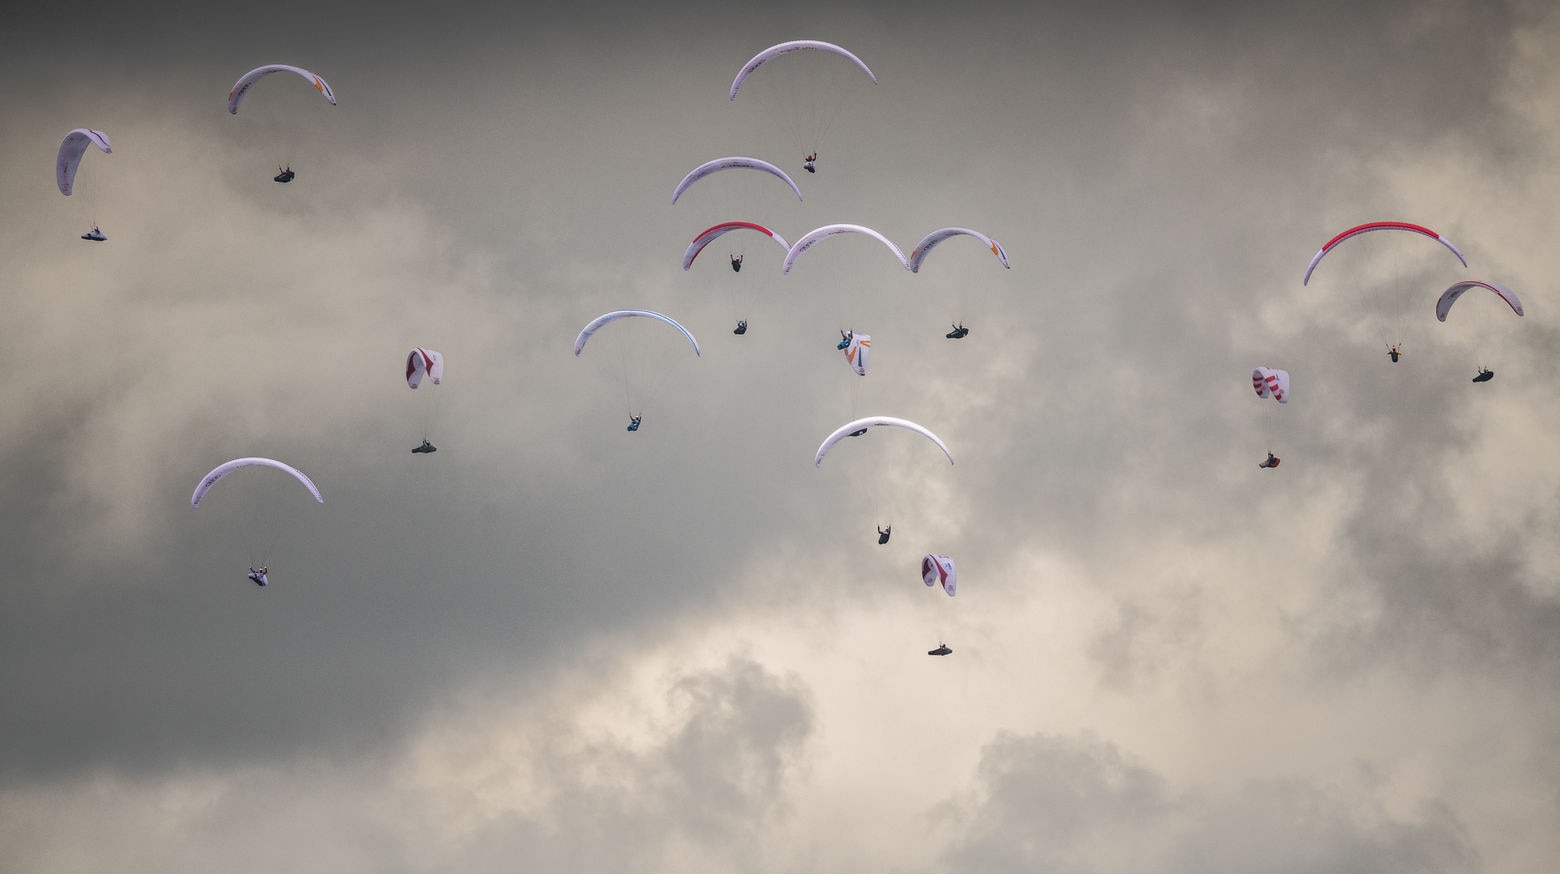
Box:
[877, 524, 891, 545]
[274, 165, 295, 183]
[730, 254, 743, 272]
[1258, 452, 1280, 469]
[946, 323, 969, 339]
[1387, 343, 1402, 363]
[1473, 367, 1494, 383]
[81, 225, 106, 242]
[733, 320, 748, 335]
[928, 643, 952, 656]
[411, 439, 437, 454]
[247, 566, 269, 586]
[803, 152, 817, 173]
[627, 415, 642, 432]
[837, 330, 852, 350]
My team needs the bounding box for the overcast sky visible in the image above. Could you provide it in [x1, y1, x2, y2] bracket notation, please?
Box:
[3, 1, 1559, 871]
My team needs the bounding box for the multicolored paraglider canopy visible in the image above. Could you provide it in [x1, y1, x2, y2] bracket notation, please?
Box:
[1252, 367, 1289, 403]
[922, 554, 957, 596]
[406, 348, 444, 389]
[1303, 221, 1466, 285]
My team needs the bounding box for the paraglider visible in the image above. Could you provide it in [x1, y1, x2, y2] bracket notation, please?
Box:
[922, 554, 957, 596]
[58, 128, 112, 238]
[729, 41, 876, 174]
[191, 457, 323, 584]
[1253, 368, 1288, 470]
[406, 348, 443, 453]
[928, 644, 952, 656]
[575, 310, 700, 429]
[228, 64, 336, 179]
[1435, 280, 1524, 383]
[671, 157, 803, 205]
[946, 323, 968, 339]
[840, 331, 870, 376]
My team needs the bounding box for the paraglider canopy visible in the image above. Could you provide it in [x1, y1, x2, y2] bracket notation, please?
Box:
[574, 310, 701, 358]
[56, 128, 112, 197]
[671, 156, 803, 204]
[406, 347, 445, 389]
[922, 554, 957, 596]
[228, 64, 337, 114]
[1303, 221, 1466, 285]
[729, 40, 877, 100]
[815, 417, 954, 467]
[191, 457, 323, 508]
[908, 227, 1010, 273]
[784, 224, 909, 274]
[1435, 280, 1524, 321]
[682, 222, 790, 271]
[1252, 367, 1290, 403]
[840, 331, 870, 376]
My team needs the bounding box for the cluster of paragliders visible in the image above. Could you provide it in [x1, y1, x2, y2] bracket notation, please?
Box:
[1254, 221, 1526, 470]
[59, 64, 335, 242]
[571, 40, 1015, 656]
[55, 64, 344, 586]
[73, 46, 1007, 659]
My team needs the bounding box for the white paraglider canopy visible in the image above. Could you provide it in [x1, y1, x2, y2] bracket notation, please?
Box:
[672, 157, 803, 204]
[814, 416, 954, 467]
[56, 128, 112, 196]
[574, 310, 701, 358]
[729, 40, 877, 100]
[783, 224, 908, 274]
[191, 457, 323, 508]
[908, 227, 1010, 273]
[228, 64, 337, 115]
[1435, 280, 1524, 321]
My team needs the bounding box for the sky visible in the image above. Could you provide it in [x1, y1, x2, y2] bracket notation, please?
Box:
[2, 1, 1559, 871]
